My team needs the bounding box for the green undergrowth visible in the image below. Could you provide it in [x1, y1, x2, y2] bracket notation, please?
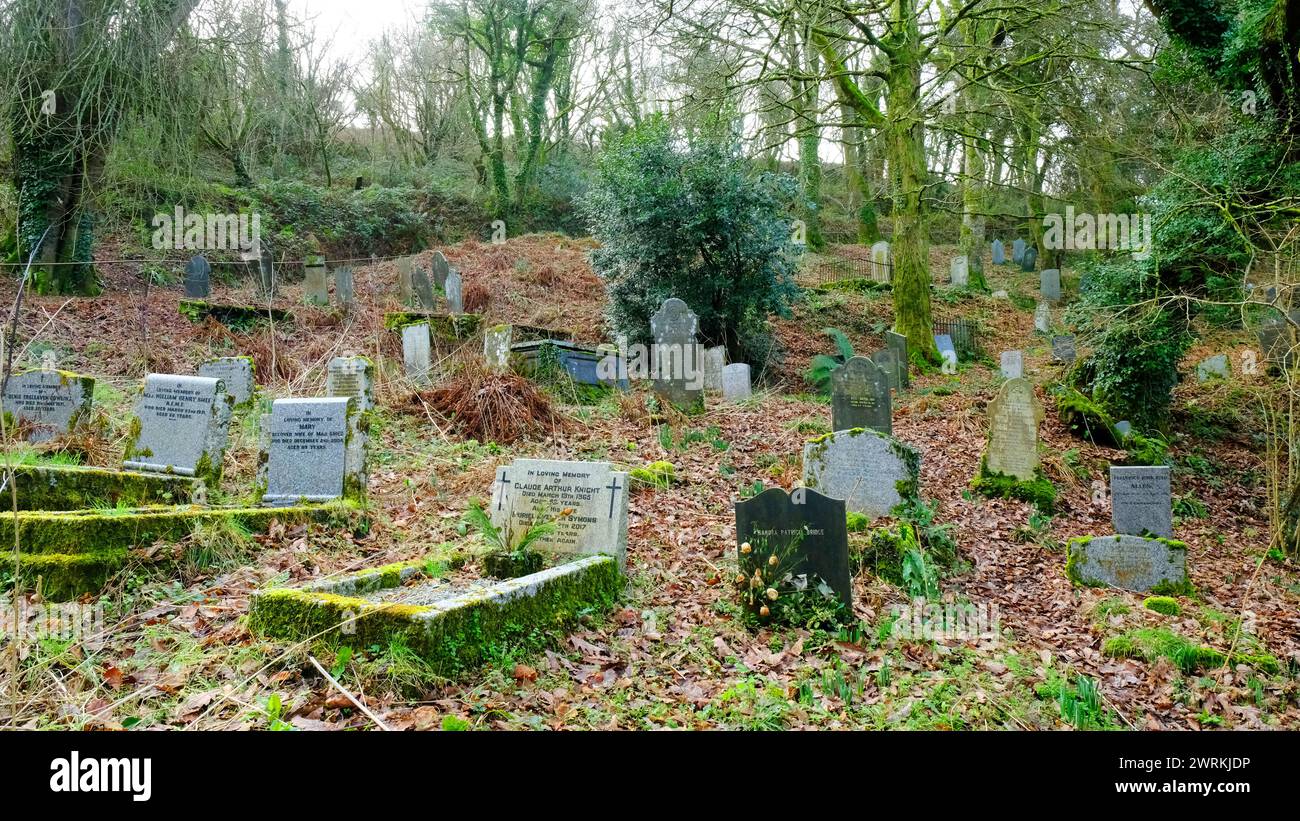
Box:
[970, 459, 1057, 511]
[1102, 627, 1279, 674]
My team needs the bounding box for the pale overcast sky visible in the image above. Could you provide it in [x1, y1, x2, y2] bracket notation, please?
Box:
[289, 0, 423, 64]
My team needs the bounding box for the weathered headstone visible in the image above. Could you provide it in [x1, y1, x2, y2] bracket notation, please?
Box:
[1012, 239, 1026, 264]
[184, 255, 211, 298]
[830, 356, 891, 434]
[326, 355, 375, 412]
[984, 377, 1043, 481]
[885, 330, 910, 389]
[198, 356, 255, 407]
[1051, 334, 1077, 363]
[1034, 301, 1051, 333]
[334, 266, 354, 310]
[933, 317, 979, 358]
[802, 428, 919, 519]
[870, 241, 891, 282]
[991, 239, 1005, 265]
[401, 323, 431, 385]
[868, 348, 901, 392]
[397, 256, 414, 305]
[934, 334, 957, 365]
[1000, 350, 1024, 380]
[1196, 354, 1230, 382]
[303, 256, 329, 306]
[701, 345, 726, 392]
[412, 267, 437, 310]
[722, 363, 751, 401]
[444, 269, 463, 314]
[257, 247, 276, 299]
[1256, 310, 1299, 369]
[1021, 246, 1038, 272]
[1114, 420, 1133, 439]
[490, 458, 629, 566]
[1, 370, 94, 443]
[484, 324, 513, 373]
[431, 251, 451, 290]
[1066, 534, 1186, 593]
[950, 255, 969, 287]
[734, 487, 852, 610]
[1040, 268, 1061, 302]
[261, 397, 361, 505]
[650, 297, 703, 411]
[1110, 465, 1172, 539]
[123, 373, 232, 482]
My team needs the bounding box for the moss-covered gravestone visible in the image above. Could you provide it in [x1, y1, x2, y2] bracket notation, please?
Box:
[650, 297, 704, 412]
[260, 397, 365, 505]
[198, 356, 255, 408]
[1066, 534, 1188, 594]
[734, 487, 852, 610]
[802, 428, 919, 519]
[397, 256, 414, 304]
[484, 324, 512, 373]
[1, 369, 94, 442]
[123, 373, 232, 484]
[830, 356, 891, 434]
[983, 378, 1043, 481]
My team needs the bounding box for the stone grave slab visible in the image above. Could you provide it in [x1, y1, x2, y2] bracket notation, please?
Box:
[444, 269, 463, 314]
[184, 255, 211, 298]
[198, 356, 255, 408]
[484, 324, 513, 373]
[991, 239, 1005, 265]
[885, 330, 910, 388]
[326, 355, 375, 412]
[734, 487, 852, 610]
[491, 458, 628, 566]
[830, 356, 891, 434]
[1052, 334, 1076, 363]
[402, 323, 432, 385]
[261, 397, 357, 505]
[1110, 465, 1172, 538]
[650, 297, 703, 411]
[702, 346, 726, 391]
[1066, 534, 1187, 593]
[984, 377, 1043, 481]
[304, 256, 329, 305]
[1040, 268, 1061, 302]
[722, 363, 751, 401]
[1000, 350, 1024, 380]
[123, 373, 232, 482]
[1, 370, 95, 443]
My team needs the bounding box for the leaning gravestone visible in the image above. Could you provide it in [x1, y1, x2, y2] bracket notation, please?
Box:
[984, 377, 1043, 481]
[1051, 334, 1077, 363]
[326, 355, 375, 412]
[184, 255, 211, 298]
[431, 251, 451, 290]
[650, 297, 703, 412]
[198, 356, 255, 408]
[484, 324, 513, 373]
[444, 269, 463, 314]
[1034, 301, 1051, 334]
[1066, 534, 1187, 593]
[802, 428, 919, 520]
[1012, 239, 1026, 264]
[885, 330, 910, 389]
[934, 334, 957, 365]
[830, 356, 891, 434]
[702, 346, 726, 392]
[303, 256, 329, 306]
[991, 239, 1005, 265]
[734, 487, 852, 610]
[1110, 465, 1172, 539]
[1021, 246, 1038, 272]
[412, 267, 437, 310]
[1040, 268, 1061, 302]
[869, 348, 901, 392]
[123, 373, 232, 483]
[950, 255, 969, 287]
[261, 397, 361, 505]
[1000, 350, 1024, 380]
[397, 256, 414, 305]
[722, 363, 751, 401]
[402, 323, 432, 385]
[334, 266, 354, 310]
[1, 370, 94, 443]
[490, 458, 629, 567]
[1196, 354, 1230, 382]
[870, 241, 891, 282]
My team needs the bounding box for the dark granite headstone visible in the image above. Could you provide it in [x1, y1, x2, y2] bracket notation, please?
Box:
[1040, 268, 1061, 302]
[868, 348, 901, 392]
[1110, 465, 1172, 539]
[830, 356, 891, 434]
[1021, 246, 1038, 272]
[184, 255, 211, 298]
[734, 487, 851, 610]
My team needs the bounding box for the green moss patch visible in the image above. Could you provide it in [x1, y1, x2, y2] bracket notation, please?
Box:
[970, 459, 1057, 511]
[250, 555, 622, 675]
[382, 311, 482, 341]
[7, 464, 202, 511]
[1142, 595, 1182, 616]
[0, 550, 127, 600]
[629, 460, 677, 489]
[1102, 627, 1278, 674]
[0, 503, 339, 555]
[1052, 386, 1122, 447]
[179, 299, 291, 328]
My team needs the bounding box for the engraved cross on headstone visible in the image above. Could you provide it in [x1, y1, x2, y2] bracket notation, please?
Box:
[606, 476, 623, 518]
[496, 471, 511, 510]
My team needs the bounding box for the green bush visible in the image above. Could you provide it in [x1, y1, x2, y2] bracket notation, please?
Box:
[583, 115, 800, 364]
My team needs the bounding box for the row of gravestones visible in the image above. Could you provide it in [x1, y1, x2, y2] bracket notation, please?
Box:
[185, 253, 356, 311]
[2, 355, 377, 506]
[991, 238, 1039, 272]
[397, 252, 463, 314]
